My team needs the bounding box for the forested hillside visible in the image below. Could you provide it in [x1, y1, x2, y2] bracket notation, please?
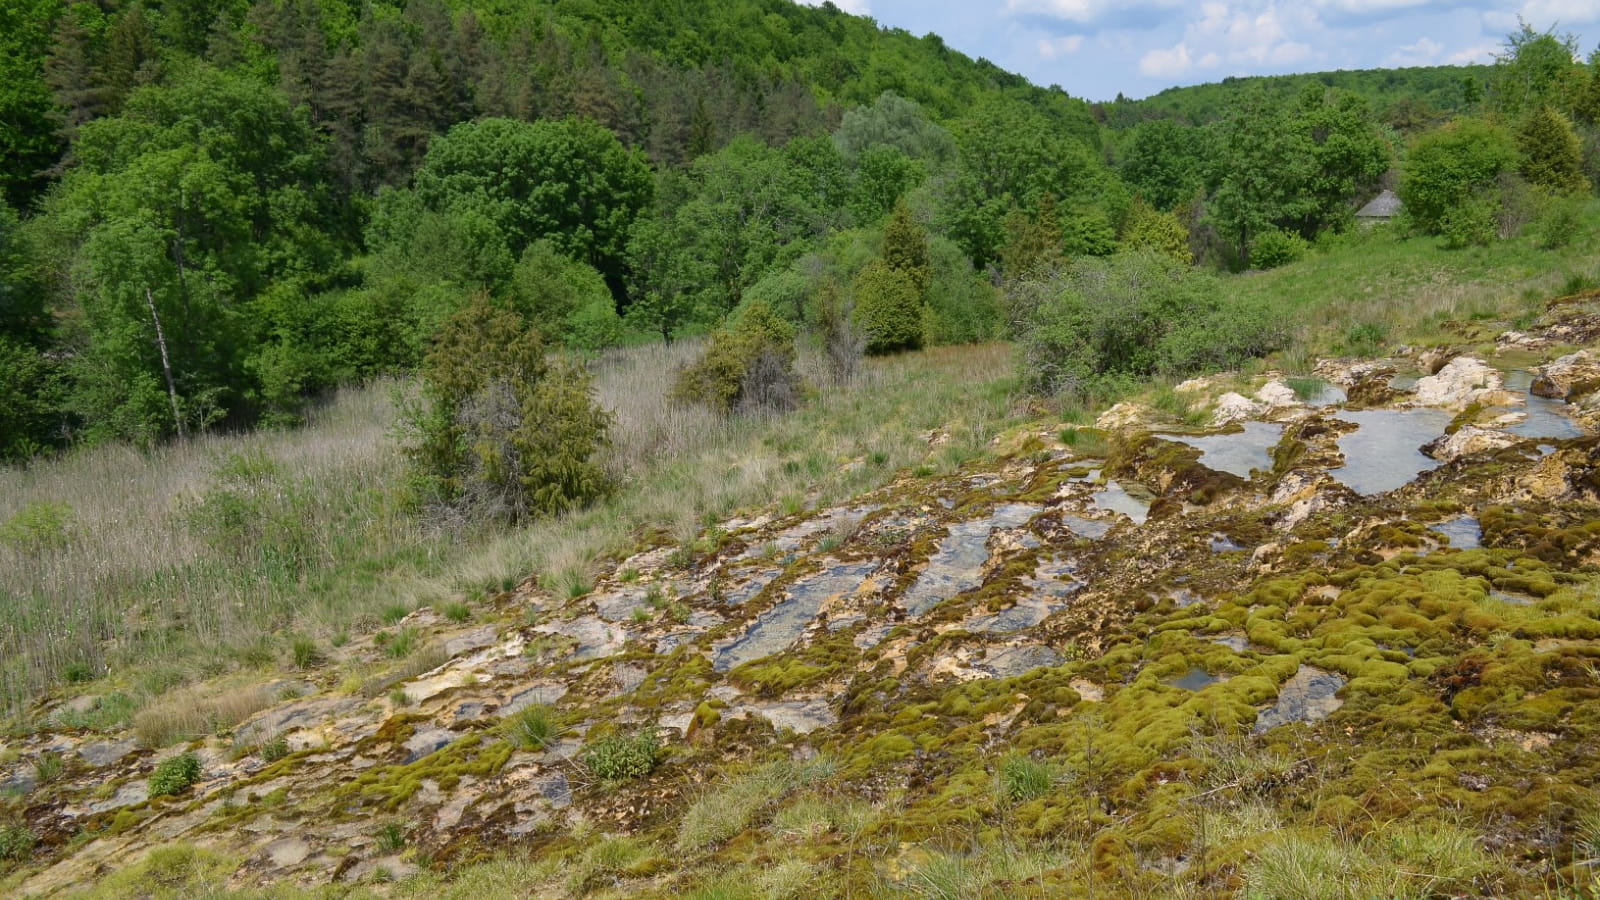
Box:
[1103, 64, 1488, 131]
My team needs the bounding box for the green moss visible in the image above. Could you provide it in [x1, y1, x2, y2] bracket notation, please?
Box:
[335, 733, 512, 812]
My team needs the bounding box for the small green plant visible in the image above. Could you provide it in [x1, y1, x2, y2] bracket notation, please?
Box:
[998, 753, 1053, 804]
[630, 606, 651, 624]
[33, 752, 63, 785]
[0, 501, 74, 554]
[441, 601, 471, 623]
[383, 627, 418, 659]
[1250, 229, 1309, 269]
[0, 822, 35, 863]
[380, 604, 411, 626]
[1286, 376, 1323, 401]
[1343, 321, 1388, 357]
[388, 687, 410, 707]
[374, 821, 407, 853]
[502, 705, 556, 750]
[149, 752, 202, 797]
[62, 661, 96, 684]
[583, 730, 660, 782]
[290, 636, 320, 669]
[259, 737, 290, 763]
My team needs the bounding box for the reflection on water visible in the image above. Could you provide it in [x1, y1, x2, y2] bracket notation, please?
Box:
[1161, 421, 1284, 479]
[1169, 667, 1221, 691]
[900, 504, 1041, 617]
[1502, 370, 1585, 440]
[1329, 408, 1452, 494]
[1428, 517, 1481, 549]
[1093, 480, 1152, 524]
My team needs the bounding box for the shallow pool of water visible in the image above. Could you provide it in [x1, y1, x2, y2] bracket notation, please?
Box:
[1169, 667, 1221, 691]
[899, 504, 1041, 617]
[1428, 517, 1481, 549]
[1329, 408, 1452, 495]
[1502, 370, 1585, 440]
[713, 559, 878, 672]
[1161, 421, 1284, 479]
[1299, 379, 1347, 407]
[1093, 480, 1152, 524]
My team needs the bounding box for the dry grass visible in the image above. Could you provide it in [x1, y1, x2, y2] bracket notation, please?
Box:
[132, 680, 281, 748]
[0, 343, 1019, 716]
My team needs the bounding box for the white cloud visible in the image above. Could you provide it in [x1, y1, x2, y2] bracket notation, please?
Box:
[1038, 35, 1086, 58]
[1520, 0, 1600, 26]
[793, 0, 871, 15]
[1139, 42, 1195, 76]
[1387, 36, 1444, 65]
[1172, 2, 1314, 69]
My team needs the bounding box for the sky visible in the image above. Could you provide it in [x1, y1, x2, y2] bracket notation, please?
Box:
[795, 0, 1598, 102]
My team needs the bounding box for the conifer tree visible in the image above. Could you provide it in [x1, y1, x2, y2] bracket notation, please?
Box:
[880, 201, 930, 296]
[1517, 105, 1590, 193]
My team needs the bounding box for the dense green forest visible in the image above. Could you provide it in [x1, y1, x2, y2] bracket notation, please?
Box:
[1102, 64, 1489, 131]
[1, 0, 1599, 474]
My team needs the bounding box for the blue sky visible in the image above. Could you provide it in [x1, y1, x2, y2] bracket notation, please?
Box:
[797, 0, 1598, 102]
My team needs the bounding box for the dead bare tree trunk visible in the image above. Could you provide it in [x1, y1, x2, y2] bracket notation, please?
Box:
[144, 286, 186, 440]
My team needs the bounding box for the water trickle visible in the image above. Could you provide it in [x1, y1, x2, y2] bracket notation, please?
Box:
[1501, 370, 1585, 440]
[1169, 667, 1221, 691]
[1254, 667, 1345, 732]
[899, 504, 1041, 617]
[712, 560, 878, 672]
[1388, 372, 1422, 391]
[979, 645, 1063, 678]
[1210, 634, 1250, 652]
[1329, 408, 1452, 495]
[1093, 481, 1152, 524]
[1487, 589, 1535, 606]
[1209, 534, 1247, 553]
[1161, 421, 1284, 479]
[1428, 517, 1482, 549]
[1060, 514, 1113, 539]
[719, 568, 781, 607]
[734, 506, 875, 560]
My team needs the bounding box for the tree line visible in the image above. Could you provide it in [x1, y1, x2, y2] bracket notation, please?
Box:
[1, 2, 1598, 473]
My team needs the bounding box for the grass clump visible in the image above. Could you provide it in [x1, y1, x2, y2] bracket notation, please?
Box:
[676, 757, 835, 851]
[500, 705, 557, 750]
[148, 752, 203, 797]
[582, 730, 660, 783]
[374, 820, 407, 853]
[0, 822, 35, 864]
[998, 753, 1055, 804]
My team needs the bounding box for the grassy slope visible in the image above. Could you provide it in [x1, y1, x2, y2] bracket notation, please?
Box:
[0, 343, 1019, 716]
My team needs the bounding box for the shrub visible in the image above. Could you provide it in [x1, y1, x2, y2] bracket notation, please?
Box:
[1120, 197, 1193, 265]
[1517, 106, 1590, 194]
[1536, 191, 1587, 249]
[582, 730, 660, 782]
[1250, 229, 1309, 269]
[852, 261, 923, 354]
[1011, 251, 1284, 396]
[1400, 118, 1518, 235]
[1440, 191, 1499, 249]
[0, 501, 74, 554]
[405, 297, 612, 523]
[149, 752, 202, 797]
[672, 300, 801, 415]
[0, 823, 34, 863]
[508, 240, 623, 353]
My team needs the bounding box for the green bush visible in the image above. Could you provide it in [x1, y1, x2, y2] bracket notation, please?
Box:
[1439, 191, 1499, 249]
[672, 300, 801, 415]
[149, 752, 202, 797]
[0, 501, 74, 554]
[583, 730, 660, 782]
[1535, 192, 1587, 250]
[1400, 118, 1518, 235]
[1010, 251, 1284, 396]
[0, 823, 34, 863]
[1250, 229, 1309, 269]
[852, 261, 923, 354]
[405, 297, 612, 523]
[508, 240, 623, 353]
[1517, 106, 1590, 194]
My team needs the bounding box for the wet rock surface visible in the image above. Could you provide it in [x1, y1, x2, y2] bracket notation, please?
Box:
[11, 308, 1600, 896]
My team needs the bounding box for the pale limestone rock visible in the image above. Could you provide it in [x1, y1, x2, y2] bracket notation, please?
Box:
[1254, 380, 1298, 407]
[1422, 426, 1518, 462]
[1412, 356, 1501, 409]
[1533, 350, 1600, 400]
[1095, 402, 1147, 430]
[1212, 392, 1262, 425]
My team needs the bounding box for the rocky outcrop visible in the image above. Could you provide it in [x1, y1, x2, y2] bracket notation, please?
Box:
[1422, 425, 1519, 462]
[1532, 350, 1600, 401]
[1412, 356, 1502, 409]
